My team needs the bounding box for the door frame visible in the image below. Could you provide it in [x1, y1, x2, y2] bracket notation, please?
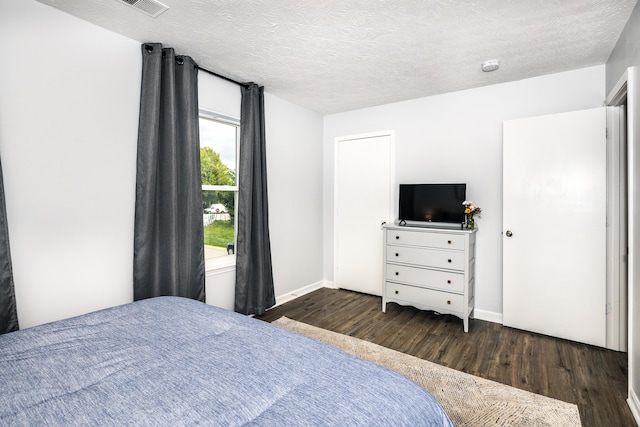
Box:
[605, 105, 628, 352]
[333, 130, 395, 294]
[606, 70, 629, 352]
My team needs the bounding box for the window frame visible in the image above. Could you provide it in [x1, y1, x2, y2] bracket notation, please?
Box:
[199, 108, 240, 271]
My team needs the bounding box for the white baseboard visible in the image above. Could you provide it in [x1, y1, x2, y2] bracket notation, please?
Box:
[628, 387, 640, 425]
[274, 281, 332, 308]
[473, 308, 503, 324]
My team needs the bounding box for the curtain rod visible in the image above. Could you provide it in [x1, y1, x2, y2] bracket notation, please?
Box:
[196, 65, 250, 88]
[143, 43, 250, 88]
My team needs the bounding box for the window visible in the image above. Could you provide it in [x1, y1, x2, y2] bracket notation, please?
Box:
[199, 110, 239, 261]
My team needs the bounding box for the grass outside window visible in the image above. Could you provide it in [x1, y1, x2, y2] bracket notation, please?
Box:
[204, 220, 234, 248]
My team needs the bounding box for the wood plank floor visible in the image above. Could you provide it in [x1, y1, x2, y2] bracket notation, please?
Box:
[257, 287, 636, 427]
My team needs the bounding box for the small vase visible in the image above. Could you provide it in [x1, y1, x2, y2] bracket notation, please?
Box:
[465, 215, 475, 230]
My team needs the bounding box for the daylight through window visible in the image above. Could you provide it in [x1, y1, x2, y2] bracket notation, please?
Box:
[199, 111, 239, 260]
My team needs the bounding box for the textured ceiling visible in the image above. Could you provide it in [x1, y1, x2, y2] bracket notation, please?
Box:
[36, 0, 638, 114]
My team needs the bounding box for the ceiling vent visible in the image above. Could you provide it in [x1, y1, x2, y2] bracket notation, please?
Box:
[119, 0, 169, 18]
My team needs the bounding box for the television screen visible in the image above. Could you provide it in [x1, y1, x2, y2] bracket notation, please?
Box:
[399, 184, 466, 225]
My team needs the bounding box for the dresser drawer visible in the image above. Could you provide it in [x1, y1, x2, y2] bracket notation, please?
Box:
[386, 282, 464, 313]
[386, 246, 465, 270]
[386, 229, 464, 250]
[386, 264, 464, 293]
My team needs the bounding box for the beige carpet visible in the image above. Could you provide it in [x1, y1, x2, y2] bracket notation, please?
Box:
[273, 316, 581, 427]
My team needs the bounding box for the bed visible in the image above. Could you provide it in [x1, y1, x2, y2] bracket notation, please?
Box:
[0, 296, 453, 426]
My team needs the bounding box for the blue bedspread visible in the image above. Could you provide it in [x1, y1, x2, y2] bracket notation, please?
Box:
[0, 297, 453, 426]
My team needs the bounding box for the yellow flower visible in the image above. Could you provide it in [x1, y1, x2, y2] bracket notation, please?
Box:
[464, 208, 471, 214]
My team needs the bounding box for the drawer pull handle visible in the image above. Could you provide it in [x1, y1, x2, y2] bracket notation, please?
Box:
[395, 290, 399, 295]
[447, 280, 451, 284]
[395, 235, 400, 240]
[395, 253, 399, 257]
[447, 259, 452, 263]
[448, 240, 452, 244]
[395, 272, 399, 276]
[447, 300, 451, 305]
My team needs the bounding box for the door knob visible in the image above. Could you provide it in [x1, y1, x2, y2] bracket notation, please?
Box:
[505, 230, 513, 237]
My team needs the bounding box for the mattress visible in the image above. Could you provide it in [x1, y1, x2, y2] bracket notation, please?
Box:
[0, 296, 452, 426]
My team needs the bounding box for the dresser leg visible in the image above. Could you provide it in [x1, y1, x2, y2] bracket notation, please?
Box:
[463, 317, 469, 333]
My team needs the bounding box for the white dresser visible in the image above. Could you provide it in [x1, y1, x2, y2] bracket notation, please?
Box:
[382, 224, 477, 332]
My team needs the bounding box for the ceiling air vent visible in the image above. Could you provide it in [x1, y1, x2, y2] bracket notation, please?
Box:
[119, 0, 169, 18]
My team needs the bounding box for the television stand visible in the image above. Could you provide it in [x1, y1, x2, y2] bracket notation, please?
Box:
[382, 224, 476, 332]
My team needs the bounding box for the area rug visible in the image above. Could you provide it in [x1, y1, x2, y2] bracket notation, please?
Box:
[273, 317, 581, 427]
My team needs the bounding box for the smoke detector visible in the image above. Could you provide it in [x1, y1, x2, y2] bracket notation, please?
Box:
[119, 0, 169, 18]
[481, 59, 500, 72]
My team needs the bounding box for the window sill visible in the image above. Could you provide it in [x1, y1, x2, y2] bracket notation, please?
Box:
[205, 255, 236, 274]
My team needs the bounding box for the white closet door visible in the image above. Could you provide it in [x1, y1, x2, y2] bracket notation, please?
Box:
[335, 132, 393, 296]
[503, 108, 607, 347]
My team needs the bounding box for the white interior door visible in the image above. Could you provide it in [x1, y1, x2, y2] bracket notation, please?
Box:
[335, 132, 393, 296]
[503, 108, 607, 347]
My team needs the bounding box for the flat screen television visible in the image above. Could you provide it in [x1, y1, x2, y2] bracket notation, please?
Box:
[398, 184, 466, 227]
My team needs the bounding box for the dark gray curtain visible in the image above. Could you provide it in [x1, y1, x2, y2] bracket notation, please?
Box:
[234, 83, 275, 315]
[133, 43, 205, 302]
[0, 157, 18, 334]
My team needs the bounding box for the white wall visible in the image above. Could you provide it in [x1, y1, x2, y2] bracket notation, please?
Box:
[627, 65, 640, 423]
[0, 0, 325, 325]
[606, 1, 640, 420]
[0, 0, 140, 328]
[323, 65, 606, 320]
[264, 93, 325, 302]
